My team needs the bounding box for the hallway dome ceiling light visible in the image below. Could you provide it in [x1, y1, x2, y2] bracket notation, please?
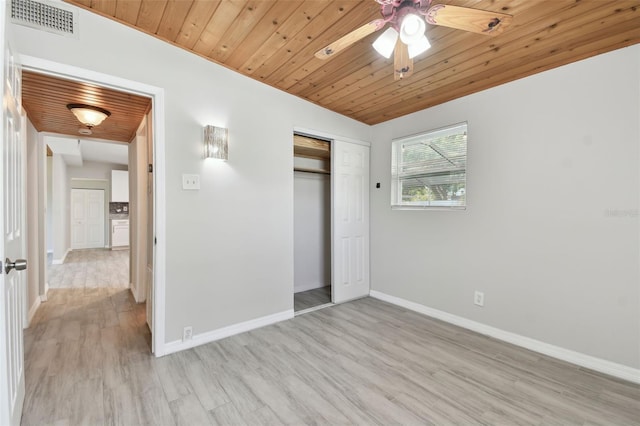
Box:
[66, 103, 111, 129]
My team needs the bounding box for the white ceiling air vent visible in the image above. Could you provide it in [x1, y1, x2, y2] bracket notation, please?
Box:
[11, 0, 78, 38]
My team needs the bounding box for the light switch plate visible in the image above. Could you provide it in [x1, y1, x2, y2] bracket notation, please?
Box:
[182, 174, 200, 190]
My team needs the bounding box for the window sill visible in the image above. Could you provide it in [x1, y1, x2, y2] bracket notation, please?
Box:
[391, 205, 467, 211]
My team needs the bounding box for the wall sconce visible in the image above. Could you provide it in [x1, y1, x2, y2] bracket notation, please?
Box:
[204, 125, 228, 160]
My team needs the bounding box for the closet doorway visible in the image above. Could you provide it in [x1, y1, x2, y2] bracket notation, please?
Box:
[293, 133, 332, 314]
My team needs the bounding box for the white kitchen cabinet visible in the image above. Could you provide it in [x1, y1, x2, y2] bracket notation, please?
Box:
[111, 219, 129, 248]
[111, 170, 129, 202]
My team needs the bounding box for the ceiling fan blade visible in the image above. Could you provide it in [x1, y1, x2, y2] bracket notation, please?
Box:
[315, 19, 385, 60]
[394, 40, 413, 81]
[425, 4, 513, 36]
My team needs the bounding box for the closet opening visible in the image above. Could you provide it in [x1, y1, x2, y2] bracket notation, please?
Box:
[293, 133, 332, 314]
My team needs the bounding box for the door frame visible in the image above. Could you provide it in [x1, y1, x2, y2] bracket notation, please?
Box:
[293, 126, 371, 306]
[19, 55, 168, 356]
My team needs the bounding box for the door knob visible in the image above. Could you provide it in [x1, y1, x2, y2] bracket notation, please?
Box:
[5, 258, 27, 274]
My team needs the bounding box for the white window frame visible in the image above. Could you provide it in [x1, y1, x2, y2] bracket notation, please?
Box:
[391, 122, 467, 210]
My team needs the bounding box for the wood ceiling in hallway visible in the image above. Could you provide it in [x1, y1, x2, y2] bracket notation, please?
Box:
[22, 71, 151, 142]
[65, 0, 640, 125]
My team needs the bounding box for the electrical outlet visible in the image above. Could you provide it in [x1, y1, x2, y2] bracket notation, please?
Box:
[474, 291, 484, 307]
[182, 174, 200, 190]
[182, 326, 193, 341]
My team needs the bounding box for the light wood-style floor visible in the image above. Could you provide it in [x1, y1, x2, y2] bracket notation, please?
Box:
[48, 248, 129, 289]
[23, 289, 640, 425]
[294, 286, 331, 312]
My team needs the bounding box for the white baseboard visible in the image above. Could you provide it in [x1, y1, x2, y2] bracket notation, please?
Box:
[294, 302, 333, 316]
[294, 283, 330, 294]
[41, 282, 49, 302]
[52, 248, 71, 265]
[146, 265, 153, 332]
[129, 284, 137, 302]
[27, 296, 41, 326]
[163, 309, 294, 356]
[369, 290, 640, 385]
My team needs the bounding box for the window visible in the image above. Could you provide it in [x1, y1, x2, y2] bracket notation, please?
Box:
[391, 122, 467, 209]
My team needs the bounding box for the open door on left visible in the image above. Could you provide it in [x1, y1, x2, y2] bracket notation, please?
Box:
[0, 30, 27, 426]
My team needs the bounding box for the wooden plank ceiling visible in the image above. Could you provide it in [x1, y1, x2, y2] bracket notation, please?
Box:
[22, 71, 151, 142]
[64, 0, 639, 125]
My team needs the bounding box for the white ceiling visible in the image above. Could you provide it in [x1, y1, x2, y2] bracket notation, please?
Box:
[46, 136, 129, 166]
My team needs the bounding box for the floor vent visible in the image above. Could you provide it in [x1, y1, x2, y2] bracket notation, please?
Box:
[11, 0, 78, 37]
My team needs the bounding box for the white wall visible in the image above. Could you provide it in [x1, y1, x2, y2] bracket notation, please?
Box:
[10, 7, 370, 342]
[51, 154, 69, 262]
[38, 133, 46, 297]
[25, 119, 40, 314]
[46, 156, 52, 253]
[294, 171, 331, 293]
[370, 45, 640, 369]
[67, 160, 126, 182]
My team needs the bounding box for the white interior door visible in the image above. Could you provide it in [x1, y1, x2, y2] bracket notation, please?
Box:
[70, 189, 86, 248]
[71, 189, 104, 249]
[85, 190, 104, 247]
[0, 40, 27, 426]
[332, 140, 370, 303]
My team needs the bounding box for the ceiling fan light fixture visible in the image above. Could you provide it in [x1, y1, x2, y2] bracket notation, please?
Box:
[372, 27, 398, 59]
[66, 103, 111, 128]
[399, 13, 426, 45]
[408, 34, 431, 58]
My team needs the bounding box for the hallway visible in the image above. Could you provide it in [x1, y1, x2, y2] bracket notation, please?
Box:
[48, 249, 129, 289]
[22, 288, 149, 425]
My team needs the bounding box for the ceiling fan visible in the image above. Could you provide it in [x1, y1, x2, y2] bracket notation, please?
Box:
[315, 0, 513, 80]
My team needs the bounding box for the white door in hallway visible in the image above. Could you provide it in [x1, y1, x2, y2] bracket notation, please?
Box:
[71, 189, 105, 249]
[332, 140, 370, 303]
[0, 35, 27, 426]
